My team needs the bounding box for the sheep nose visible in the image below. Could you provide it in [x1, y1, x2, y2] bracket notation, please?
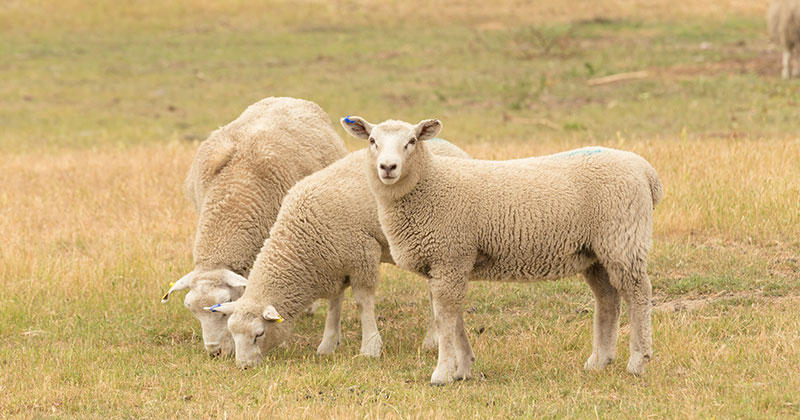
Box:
[380, 163, 397, 171]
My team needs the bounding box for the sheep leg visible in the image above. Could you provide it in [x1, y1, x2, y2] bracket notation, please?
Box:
[782, 48, 791, 79]
[610, 265, 653, 375]
[429, 274, 468, 385]
[422, 290, 439, 351]
[303, 299, 321, 316]
[792, 46, 800, 78]
[454, 312, 475, 380]
[316, 292, 344, 355]
[353, 287, 383, 358]
[582, 263, 621, 371]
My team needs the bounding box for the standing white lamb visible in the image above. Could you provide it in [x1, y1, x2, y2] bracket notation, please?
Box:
[161, 97, 347, 357]
[768, 0, 800, 78]
[341, 116, 663, 385]
[209, 140, 470, 368]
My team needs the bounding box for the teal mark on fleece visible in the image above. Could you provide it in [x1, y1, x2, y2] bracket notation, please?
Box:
[555, 147, 606, 158]
[429, 137, 446, 143]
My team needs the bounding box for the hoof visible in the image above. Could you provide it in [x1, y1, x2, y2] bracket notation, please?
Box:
[454, 368, 472, 381]
[430, 366, 455, 386]
[359, 334, 383, 358]
[626, 352, 650, 375]
[584, 352, 614, 371]
[316, 338, 339, 355]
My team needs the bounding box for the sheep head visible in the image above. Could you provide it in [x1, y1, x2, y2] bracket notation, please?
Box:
[225, 300, 290, 369]
[340, 116, 441, 185]
[162, 268, 247, 357]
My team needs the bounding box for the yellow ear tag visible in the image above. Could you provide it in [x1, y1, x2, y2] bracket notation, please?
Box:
[162, 282, 176, 301]
[276, 317, 284, 323]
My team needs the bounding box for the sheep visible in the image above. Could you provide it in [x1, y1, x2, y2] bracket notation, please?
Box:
[341, 116, 663, 385]
[161, 97, 348, 357]
[768, 0, 800, 78]
[207, 139, 470, 368]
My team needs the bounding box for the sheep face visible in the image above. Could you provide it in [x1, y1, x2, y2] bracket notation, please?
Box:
[162, 268, 247, 357]
[340, 117, 442, 185]
[226, 302, 290, 368]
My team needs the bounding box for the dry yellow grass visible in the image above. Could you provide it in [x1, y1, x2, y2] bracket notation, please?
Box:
[1, 137, 799, 418]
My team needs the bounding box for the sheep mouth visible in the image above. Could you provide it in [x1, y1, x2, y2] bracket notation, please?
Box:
[379, 174, 399, 184]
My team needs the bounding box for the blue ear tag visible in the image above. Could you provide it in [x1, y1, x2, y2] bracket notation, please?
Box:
[343, 116, 355, 124]
[209, 303, 221, 313]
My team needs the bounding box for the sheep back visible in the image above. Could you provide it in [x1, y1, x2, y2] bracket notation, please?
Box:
[184, 97, 348, 275]
[377, 146, 662, 282]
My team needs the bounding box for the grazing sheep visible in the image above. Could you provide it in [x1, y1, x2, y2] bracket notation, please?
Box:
[209, 140, 470, 368]
[161, 97, 347, 357]
[341, 117, 663, 385]
[768, 0, 800, 78]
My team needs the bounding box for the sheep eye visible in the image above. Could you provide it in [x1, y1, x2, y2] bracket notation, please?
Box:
[254, 331, 264, 344]
[408, 137, 417, 145]
[369, 138, 375, 145]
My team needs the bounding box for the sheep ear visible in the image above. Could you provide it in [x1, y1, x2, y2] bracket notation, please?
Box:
[221, 269, 247, 289]
[161, 271, 195, 303]
[415, 118, 442, 141]
[204, 301, 237, 315]
[340, 116, 373, 140]
[262, 305, 284, 322]
[205, 138, 235, 176]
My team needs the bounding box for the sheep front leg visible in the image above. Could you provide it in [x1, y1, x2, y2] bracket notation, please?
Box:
[582, 263, 621, 371]
[429, 274, 469, 385]
[422, 291, 438, 351]
[454, 312, 475, 380]
[353, 287, 383, 357]
[316, 292, 344, 355]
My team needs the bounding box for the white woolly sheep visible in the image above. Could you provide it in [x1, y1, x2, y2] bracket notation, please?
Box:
[208, 140, 470, 368]
[341, 117, 663, 385]
[161, 97, 347, 356]
[768, 0, 800, 78]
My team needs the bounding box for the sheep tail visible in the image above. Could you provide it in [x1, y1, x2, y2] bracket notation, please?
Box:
[645, 164, 663, 207]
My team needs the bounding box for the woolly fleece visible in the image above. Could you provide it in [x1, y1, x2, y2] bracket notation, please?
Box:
[165, 97, 347, 356]
[225, 140, 470, 368]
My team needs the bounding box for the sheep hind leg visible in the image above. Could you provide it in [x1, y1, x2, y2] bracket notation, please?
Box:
[353, 287, 383, 358]
[782, 48, 791, 79]
[582, 263, 621, 371]
[608, 264, 653, 375]
[316, 292, 344, 355]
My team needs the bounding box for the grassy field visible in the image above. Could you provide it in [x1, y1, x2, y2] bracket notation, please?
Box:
[2, 1, 799, 418]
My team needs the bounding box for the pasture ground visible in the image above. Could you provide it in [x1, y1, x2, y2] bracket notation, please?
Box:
[1, 1, 799, 418]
